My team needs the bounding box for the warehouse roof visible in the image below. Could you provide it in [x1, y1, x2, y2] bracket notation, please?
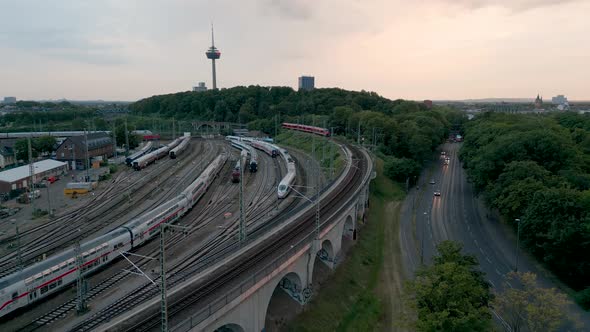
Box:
[0, 159, 67, 183]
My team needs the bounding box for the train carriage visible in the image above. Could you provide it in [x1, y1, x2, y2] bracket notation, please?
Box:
[281, 122, 330, 137]
[0, 154, 228, 318]
[0, 229, 131, 316]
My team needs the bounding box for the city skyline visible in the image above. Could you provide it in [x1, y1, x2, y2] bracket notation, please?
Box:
[1, 0, 589, 101]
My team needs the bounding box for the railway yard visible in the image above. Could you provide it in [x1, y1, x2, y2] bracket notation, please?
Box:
[0, 133, 346, 332]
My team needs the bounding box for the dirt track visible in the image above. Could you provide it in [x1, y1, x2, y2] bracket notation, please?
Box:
[377, 201, 410, 332]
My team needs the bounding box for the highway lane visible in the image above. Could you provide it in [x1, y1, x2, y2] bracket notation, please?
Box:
[400, 142, 590, 328]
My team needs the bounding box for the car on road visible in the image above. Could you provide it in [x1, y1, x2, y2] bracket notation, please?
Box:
[429, 179, 435, 184]
[434, 190, 441, 196]
[441, 151, 446, 156]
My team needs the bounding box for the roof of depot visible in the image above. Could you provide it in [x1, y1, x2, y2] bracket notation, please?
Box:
[0, 159, 67, 183]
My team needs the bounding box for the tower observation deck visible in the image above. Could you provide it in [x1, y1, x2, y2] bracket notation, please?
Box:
[205, 25, 221, 90]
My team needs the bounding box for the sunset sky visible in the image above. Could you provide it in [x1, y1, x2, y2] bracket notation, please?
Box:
[1, 0, 589, 101]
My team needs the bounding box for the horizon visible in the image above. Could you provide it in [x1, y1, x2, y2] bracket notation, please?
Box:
[1, 1, 589, 101]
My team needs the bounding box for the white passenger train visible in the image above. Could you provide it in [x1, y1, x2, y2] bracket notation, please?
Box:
[125, 141, 154, 166]
[277, 149, 296, 199]
[0, 154, 227, 318]
[169, 135, 191, 159]
[225, 136, 295, 199]
[133, 138, 183, 170]
[229, 140, 258, 173]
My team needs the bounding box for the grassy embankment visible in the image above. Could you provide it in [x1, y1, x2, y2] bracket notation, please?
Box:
[286, 158, 405, 331]
[275, 131, 344, 179]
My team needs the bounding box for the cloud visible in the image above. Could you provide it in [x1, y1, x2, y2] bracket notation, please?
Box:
[0, 1, 131, 65]
[432, 0, 582, 11]
[264, 0, 313, 20]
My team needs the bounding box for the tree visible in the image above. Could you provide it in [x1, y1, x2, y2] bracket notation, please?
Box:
[493, 272, 581, 332]
[406, 241, 493, 331]
[14, 139, 37, 161]
[35, 136, 57, 155]
[383, 156, 420, 182]
[114, 122, 139, 150]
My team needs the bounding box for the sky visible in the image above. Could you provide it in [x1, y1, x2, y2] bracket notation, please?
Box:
[1, 0, 589, 101]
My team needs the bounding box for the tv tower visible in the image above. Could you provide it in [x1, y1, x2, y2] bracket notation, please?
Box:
[205, 25, 221, 90]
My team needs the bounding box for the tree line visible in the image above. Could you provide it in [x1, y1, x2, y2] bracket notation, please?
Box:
[459, 112, 590, 306]
[406, 241, 579, 331]
[130, 86, 466, 181]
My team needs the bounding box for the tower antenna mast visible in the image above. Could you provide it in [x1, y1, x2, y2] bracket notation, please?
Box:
[205, 24, 221, 90]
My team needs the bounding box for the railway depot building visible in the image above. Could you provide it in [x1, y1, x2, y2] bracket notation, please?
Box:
[55, 132, 114, 170]
[0, 159, 68, 194]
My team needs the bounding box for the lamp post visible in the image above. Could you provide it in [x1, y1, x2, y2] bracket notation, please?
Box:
[514, 219, 520, 272]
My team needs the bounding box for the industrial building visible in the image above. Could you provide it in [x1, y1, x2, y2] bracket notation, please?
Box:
[193, 82, 208, 92]
[0, 159, 68, 194]
[2, 97, 16, 104]
[55, 132, 114, 170]
[298, 76, 315, 91]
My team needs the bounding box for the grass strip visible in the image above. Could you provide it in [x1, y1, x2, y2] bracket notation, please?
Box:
[286, 158, 404, 332]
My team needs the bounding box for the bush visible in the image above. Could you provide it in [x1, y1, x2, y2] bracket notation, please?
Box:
[99, 173, 112, 181]
[108, 164, 118, 174]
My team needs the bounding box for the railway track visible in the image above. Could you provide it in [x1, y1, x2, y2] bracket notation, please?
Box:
[0, 140, 211, 277]
[11, 144, 293, 331]
[68, 144, 365, 332]
[125, 144, 367, 332]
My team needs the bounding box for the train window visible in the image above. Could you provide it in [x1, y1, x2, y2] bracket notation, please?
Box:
[40, 286, 48, 295]
[29, 293, 33, 300]
[83, 252, 89, 258]
[34, 273, 43, 281]
[12, 292, 17, 299]
[49, 282, 56, 290]
[25, 277, 33, 285]
[57, 279, 63, 286]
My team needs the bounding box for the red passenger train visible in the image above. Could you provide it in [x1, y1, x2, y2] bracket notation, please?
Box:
[281, 123, 330, 137]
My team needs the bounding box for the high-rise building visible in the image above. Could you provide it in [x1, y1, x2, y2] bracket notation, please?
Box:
[552, 95, 568, 105]
[298, 76, 315, 91]
[205, 25, 221, 90]
[192, 82, 207, 92]
[3, 97, 16, 104]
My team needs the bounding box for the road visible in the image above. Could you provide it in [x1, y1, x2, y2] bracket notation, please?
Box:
[399, 142, 590, 329]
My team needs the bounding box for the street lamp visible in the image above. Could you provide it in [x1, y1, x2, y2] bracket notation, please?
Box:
[515, 218, 521, 272]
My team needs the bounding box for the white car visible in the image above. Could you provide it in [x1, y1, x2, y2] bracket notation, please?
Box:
[434, 190, 441, 196]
